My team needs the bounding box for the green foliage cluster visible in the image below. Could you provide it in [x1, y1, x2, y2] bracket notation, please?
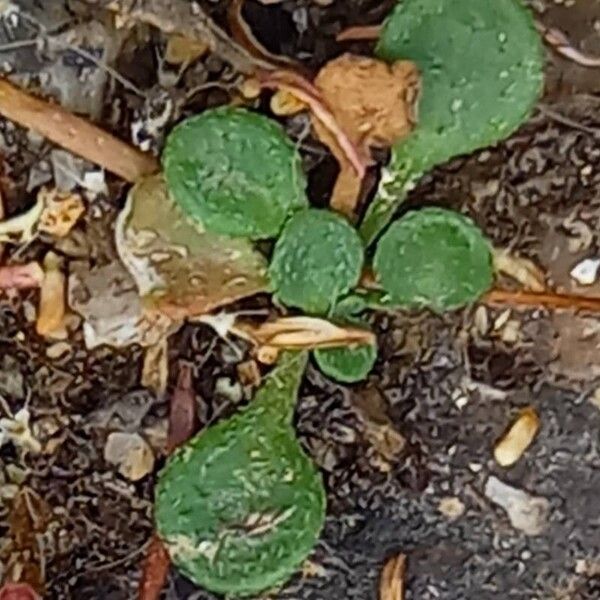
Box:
[156, 0, 543, 596]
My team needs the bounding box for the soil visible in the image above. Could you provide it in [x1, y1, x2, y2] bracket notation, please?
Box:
[1, 1, 600, 599]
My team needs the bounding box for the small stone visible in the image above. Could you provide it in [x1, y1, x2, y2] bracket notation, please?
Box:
[438, 496, 465, 520]
[104, 432, 155, 481]
[46, 341, 72, 360]
[570, 258, 600, 286]
[484, 475, 549, 535]
[215, 377, 243, 404]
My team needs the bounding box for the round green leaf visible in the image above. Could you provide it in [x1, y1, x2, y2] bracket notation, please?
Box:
[314, 343, 377, 383]
[270, 209, 364, 314]
[163, 107, 308, 239]
[155, 353, 325, 597]
[373, 208, 493, 311]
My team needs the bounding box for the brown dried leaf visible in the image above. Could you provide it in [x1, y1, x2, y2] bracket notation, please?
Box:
[165, 34, 209, 65]
[138, 535, 171, 600]
[493, 249, 546, 292]
[494, 407, 540, 467]
[36, 252, 67, 339]
[236, 316, 376, 349]
[379, 554, 406, 600]
[313, 54, 420, 216]
[115, 174, 269, 320]
[237, 359, 262, 388]
[37, 187, 85, 238]
[167, 363, 197, 452]
[0, 583, 41, 600]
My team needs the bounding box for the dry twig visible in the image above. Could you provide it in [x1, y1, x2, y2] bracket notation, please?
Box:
[0, 78, 158, 182]
[227, 0, 302, 71]
[254, 69, 371, 179]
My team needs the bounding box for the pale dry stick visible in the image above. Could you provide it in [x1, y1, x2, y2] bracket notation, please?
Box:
[83, 0, 274, 75]
[535, 21, 600, 68]
[0, 77, 158, 182]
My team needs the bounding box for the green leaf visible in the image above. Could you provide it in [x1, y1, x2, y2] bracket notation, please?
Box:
[155, 353, 326, 597]
[314, 342, 377, 383]
[163, 107, 308, 240]
[270, 209, 364, 315]
[360, 0, 543, 245]
[373, 208, 493, 311]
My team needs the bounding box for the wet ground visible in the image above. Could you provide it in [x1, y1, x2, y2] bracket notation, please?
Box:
[1, 1, 600, 599]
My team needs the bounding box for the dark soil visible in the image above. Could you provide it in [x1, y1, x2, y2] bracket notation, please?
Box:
[1, 1, 600, 599]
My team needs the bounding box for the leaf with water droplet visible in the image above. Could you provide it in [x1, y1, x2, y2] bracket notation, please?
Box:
[163, 107, 308, 240]
[269, 209, 364, 314]
[115, 174, 269, 319]
[155, 352, 326, 596]
[360, 0, 543, 244]
[373, 208, 493, 311]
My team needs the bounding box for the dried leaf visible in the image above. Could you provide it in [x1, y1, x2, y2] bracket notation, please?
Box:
[142, 339, 169, 397]
[236, 316, 376, 349]
[0, 262, 44, 289]
[115, 174, 269, 320]
[37, 187, 85, 238]
[0, 583, 40, 600]
[139, 363, 198, 600]
[36, 252, 67, 339]
[493, 249, 546, 292]
[167, 363, 197, 453]
[165, 34, 209, 65]
[379, 554, 406, 600]
[68, 261, 177, 350]
[104, 432, 155, 481]
[0, 196, 43, 245]
[138, 535, 171, 600]
[0, 488, 51, 594]
[313, 54, 420, 216]
[494, 407, 540, 467]
[352, 388, 405, 463]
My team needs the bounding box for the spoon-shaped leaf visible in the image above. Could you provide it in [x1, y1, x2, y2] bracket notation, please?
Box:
[373, 207, 493, 311]
[360, 0, 543, 244]
[155, 352, 326, 597]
